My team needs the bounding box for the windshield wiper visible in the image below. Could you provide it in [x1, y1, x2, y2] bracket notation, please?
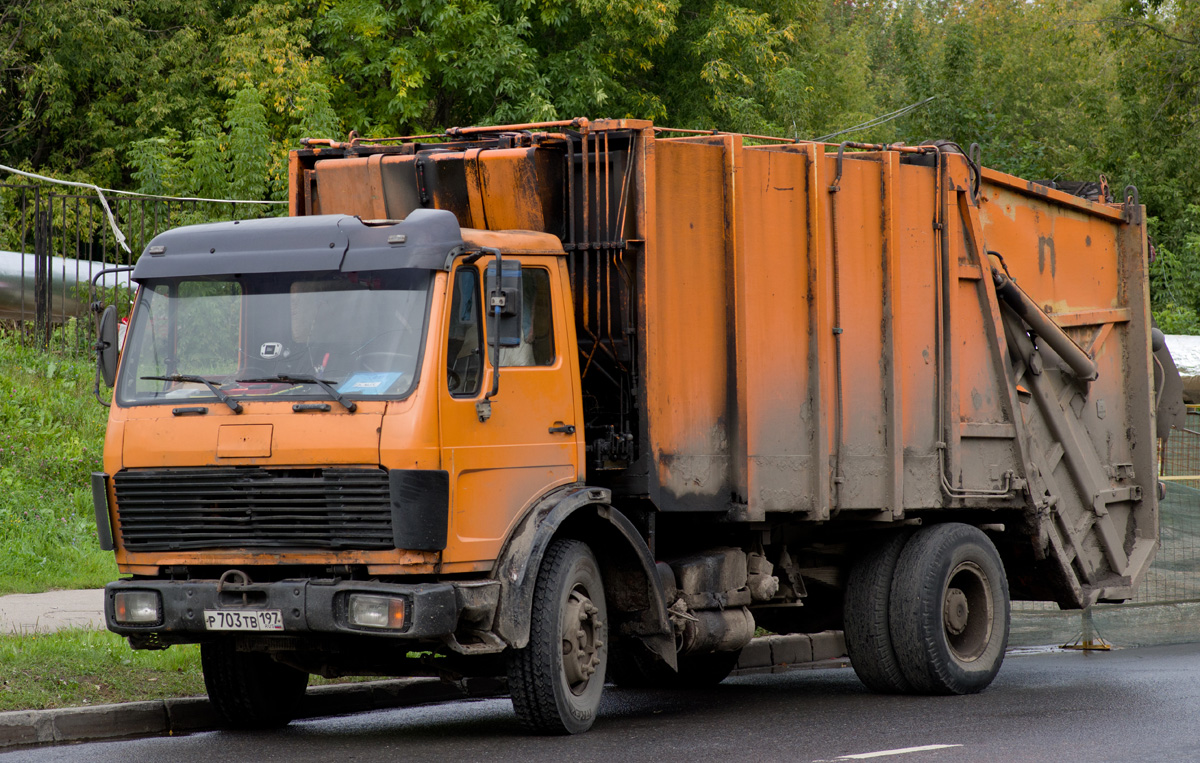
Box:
[236, 374, 357, 413]
[141, 375, 243, 413]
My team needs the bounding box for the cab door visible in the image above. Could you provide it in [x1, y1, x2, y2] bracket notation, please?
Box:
[438, 255, 582, 568]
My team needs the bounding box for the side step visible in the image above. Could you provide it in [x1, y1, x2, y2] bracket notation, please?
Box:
[731, 630, 849, 676]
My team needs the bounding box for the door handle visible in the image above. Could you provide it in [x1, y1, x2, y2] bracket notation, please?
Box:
[548, 424, 576, 435]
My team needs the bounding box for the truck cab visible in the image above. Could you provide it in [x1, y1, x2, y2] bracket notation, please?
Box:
[99, 210, 654, 732]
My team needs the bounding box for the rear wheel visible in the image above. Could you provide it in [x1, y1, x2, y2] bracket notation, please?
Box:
[201, 641, 309, 728]
[888, 523, 1010, 695]
[508, 539, 608, 734]
[844, 530, 914, 694]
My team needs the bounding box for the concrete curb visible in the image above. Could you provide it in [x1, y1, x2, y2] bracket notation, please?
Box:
[0, 676, 507, 750]
[731, 630, 850, 676]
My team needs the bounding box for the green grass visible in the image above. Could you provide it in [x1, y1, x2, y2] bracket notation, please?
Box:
[0, 629, 205, 711]
[0, 329, 117, 594]
[0, 628, 385, 711]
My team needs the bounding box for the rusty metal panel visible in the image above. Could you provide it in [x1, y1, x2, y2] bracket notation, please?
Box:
[978, 176, 1122, 315]
[311, 156, 389, 218]
[947, 193, 1025, 501]
[893, 160, 942, 508]
[378, 155, 421, 219]
[645, 139, 731, 511]
[734, 146, 815, 516]
[821, 154, 891, 511]
[471, 148, 563, 233]
[971, 166, 1158, 605]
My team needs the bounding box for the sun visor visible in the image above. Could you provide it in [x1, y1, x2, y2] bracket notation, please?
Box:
[132, 210, 463, 282]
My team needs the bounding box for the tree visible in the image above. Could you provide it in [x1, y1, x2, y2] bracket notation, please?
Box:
[4, 0, 1200, 331]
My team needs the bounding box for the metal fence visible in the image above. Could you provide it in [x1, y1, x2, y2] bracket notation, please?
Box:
[1147, 407, 1200, 603]
[1012, 407, 1200, 631]
[0, 183, 275, 353]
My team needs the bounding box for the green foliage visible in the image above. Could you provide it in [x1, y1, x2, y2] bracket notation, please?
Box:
[5, 0, 1200, 328]
[226, 87, 273, 202]
[0, 0, 231, 188]
[185, 117, 229, 201]
[129, 129, 187, 198]
[0, 332, 115, 595]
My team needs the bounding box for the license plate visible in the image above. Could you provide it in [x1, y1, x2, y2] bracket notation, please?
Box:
[203, 609, 284, 631]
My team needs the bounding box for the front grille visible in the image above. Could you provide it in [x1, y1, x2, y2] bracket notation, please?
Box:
[114, 468, 394, 551]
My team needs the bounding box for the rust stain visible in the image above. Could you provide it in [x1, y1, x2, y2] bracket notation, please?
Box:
[1038, 234, 1056, 276]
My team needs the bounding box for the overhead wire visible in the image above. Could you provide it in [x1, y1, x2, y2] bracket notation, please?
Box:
[813, 96, 938, 143]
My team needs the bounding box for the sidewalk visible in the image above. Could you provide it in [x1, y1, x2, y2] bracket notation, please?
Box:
[0, 589, 106, 634]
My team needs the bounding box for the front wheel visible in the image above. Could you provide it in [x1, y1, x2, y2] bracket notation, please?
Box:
[508, 539, 608, 734]
[201, 641, 309, 728]
[888, 523, 1010, 695]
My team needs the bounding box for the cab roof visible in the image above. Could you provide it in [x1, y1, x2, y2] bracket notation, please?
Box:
[131, 210, 464, 281]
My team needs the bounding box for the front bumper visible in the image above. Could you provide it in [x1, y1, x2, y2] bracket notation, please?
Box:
[105, 578, 458, 641]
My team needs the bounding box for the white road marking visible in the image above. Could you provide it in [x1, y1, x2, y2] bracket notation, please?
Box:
[834, 744, 963, 760]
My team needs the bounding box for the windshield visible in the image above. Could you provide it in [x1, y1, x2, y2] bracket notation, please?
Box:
[117, 269, 432, 406]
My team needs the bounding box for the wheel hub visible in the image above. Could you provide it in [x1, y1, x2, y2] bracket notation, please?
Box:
[943, 560, 993, 662]
[944, 588, 969, 635]
[562, 587, 604, 694]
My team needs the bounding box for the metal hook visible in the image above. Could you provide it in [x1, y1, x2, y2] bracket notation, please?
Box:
[830, 142, 849, 193]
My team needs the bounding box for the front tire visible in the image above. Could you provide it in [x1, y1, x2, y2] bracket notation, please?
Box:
[201, 641, 309, 728]
[508, 539, 608, 734]
[888, 523, 1010, 695]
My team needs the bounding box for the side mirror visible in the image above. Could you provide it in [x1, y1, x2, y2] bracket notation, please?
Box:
[96, 305, 119, 387]
[486, 260, 523, 349]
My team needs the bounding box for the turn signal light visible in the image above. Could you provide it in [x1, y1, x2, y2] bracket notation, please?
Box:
[114, 591, 161, 624]
[347, 594, 406, 630]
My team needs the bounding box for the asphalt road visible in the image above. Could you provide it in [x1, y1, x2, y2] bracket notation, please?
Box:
[6, 643, 1200, 763]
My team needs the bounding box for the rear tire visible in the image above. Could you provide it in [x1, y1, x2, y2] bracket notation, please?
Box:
[844, 530, 914, 694]
[508, 539, 608, 734]
[888, 523, 1010, 695]
[201, 641, 309, 728]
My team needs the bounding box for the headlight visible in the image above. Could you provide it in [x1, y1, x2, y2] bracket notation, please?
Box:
[114, 591, 161, 624]
[347, 594, 407, 630]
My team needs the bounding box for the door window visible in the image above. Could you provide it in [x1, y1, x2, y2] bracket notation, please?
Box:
[447, 267, 483, 396]
[499, 268, 554, 367]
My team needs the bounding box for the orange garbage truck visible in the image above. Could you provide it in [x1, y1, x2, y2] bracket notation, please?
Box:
[93, 118, 1178, 733]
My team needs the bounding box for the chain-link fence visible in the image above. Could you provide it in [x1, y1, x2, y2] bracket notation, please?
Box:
[1012, 409, 1200, 646]
[0, 183, 276, 353]
[1144, 408, 1200, 603]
